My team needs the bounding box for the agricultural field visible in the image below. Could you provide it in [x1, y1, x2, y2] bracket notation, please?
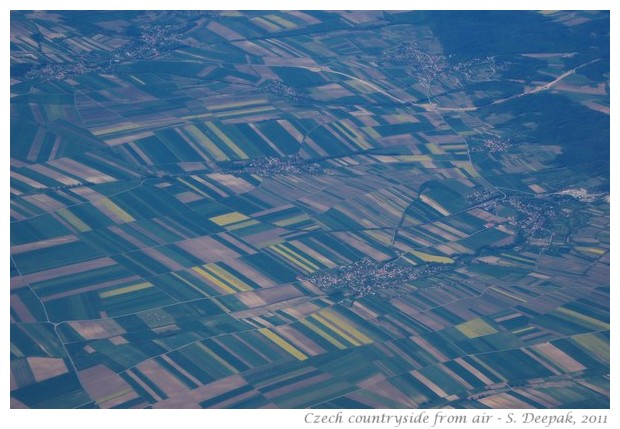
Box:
[10, 10, 609, 409]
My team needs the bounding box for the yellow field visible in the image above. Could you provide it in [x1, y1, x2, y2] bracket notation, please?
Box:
[556, 307, 610, 330]
[192, 266, 236, 294]
[513, 326, 534, 334]
[337, 121, 373, 150]
[500, 253, 536, 264]
[318, 309, 373, 345]
[420, 194, 450, 216]
[489, 287, 526, 303]
[196, 342, 238, 373]
[396, 155, 431, 162]
[184, 125, 228, 162]
[456, 318, 498, 338]
[442, 144, 467, 151]
[574, 246, 606, 255]
[177, 178, 209, 198]
[409, 250, 454, 264]
[299, 319, 347, 350]
[210, 212, 250, 226]
[426, 143, 444, 155]
[452, 161, 479, 177]
[270, 243, 319, 273]
[273, 214, 309, 227]
[98, 197, 135, 223]
[204, 264, 253, 292]
[57, 208, 91, 232]
[362, 230, 392, 246]
[573, 333, 609, 363]
[205, 122, 248, 159]
[258, 328, 308, 360]
[100, 282, 152, 298]
[311, 313, 361, 347]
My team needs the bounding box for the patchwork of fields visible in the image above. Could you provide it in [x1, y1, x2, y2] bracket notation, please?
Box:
[10, 10, 609, 408]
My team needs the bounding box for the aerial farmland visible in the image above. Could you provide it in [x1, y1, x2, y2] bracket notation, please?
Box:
[10, 10, 609, 409]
